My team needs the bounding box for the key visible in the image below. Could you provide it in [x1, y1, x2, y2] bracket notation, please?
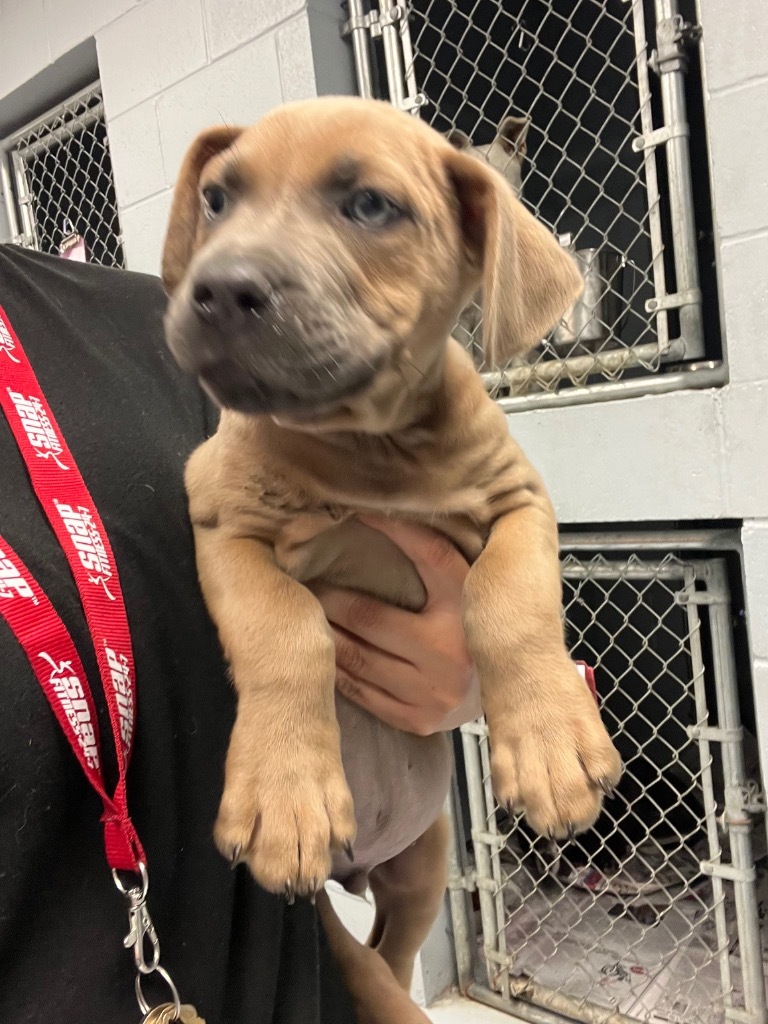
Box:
[142, 1005, 205, 1023]
[141, 1006, 174, 1024]
[179, 1007, 206, 1024]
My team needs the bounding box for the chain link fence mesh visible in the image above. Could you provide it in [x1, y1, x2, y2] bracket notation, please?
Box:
[458, 552, 767, 1024]
[3, 84, 124, 268]
[405, 0, 699, 398]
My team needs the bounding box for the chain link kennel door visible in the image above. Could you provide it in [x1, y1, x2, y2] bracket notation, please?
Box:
[2, 82, 125, 268]
[445, 535, 767, 1024]
[343, 0, 721, 409]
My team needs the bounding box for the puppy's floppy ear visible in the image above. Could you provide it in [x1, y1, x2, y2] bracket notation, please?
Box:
[445, 147, 583, 365]
[161, 125, 243, 294]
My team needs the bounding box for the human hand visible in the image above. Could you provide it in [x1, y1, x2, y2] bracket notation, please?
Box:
[314, 517, 481, 736]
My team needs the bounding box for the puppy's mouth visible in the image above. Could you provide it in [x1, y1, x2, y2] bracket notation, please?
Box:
[197, 353, 386, 417]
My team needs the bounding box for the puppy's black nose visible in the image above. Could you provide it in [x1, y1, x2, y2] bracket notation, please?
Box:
[191, 263, 272, 326]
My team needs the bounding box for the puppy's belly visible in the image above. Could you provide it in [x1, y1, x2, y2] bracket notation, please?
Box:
[332, 694, 452, 887]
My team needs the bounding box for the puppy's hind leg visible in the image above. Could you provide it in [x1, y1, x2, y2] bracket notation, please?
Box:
[367, 815, 450, 991]
[316, 890, 431, 1024]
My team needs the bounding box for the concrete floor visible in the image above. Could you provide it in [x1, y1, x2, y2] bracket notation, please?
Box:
[427, 995, 513, 1022]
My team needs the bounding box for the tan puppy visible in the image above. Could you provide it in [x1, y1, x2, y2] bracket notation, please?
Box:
[162, 97, 622, 1021]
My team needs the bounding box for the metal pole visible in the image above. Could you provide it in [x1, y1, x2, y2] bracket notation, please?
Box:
[399, 7, 419, 103]
[481, 337, 684, 393]
[444, 778, 475, 993]
[10, 151, 38, 250]
[460, 722, 502, 993]
[683, 565, 733, 1007]
[495, 360, 724, 413]
[0, 158, 21, 244]
[346, 0, 375, 100]
[378, 2, 406, 108]
[476, 721, 510, 1001]
[653, 0, 705, 358]
[631, 0, 670, 354]
[559, 529, 742, 553]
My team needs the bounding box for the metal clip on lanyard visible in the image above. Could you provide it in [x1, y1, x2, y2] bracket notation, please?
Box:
[0, 306, 199, 1023]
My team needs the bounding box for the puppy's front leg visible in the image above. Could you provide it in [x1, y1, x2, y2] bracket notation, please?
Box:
[194, 526, 356, 895]
[463, 502, 622, 839]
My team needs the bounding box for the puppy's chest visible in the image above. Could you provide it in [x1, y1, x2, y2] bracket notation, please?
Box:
[257, 476, 487, 606]
[240, 429, 517, 595]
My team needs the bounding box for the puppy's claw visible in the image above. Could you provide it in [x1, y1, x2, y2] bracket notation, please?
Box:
[566, 822, 576, 842]
[344, 841, 355, 863]
[599, 776, 616, 798]
[309, 879, 320, 906]
[229, 844, 242, 868]
[285, 882, 296, 906]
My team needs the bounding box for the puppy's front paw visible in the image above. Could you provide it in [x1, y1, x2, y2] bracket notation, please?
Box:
[489, 659, 622, 840]
[214, 713, 356, 897]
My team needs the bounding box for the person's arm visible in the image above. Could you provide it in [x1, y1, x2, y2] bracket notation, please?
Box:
[314, 517, 481, 736]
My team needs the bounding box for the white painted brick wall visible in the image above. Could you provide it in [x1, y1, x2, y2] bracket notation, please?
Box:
[155, 34, 284, 183]
[201, 0, 305, 61]
[106, 98, 165, 209]
[44, 0, 139, 64]
[97, 0, 209, 120]
[718, 231, 768, 384]
[0, 0, 55, 97]
[706, 80, 768, 239]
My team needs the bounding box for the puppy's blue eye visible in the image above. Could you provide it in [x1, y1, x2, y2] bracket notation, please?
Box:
[202, 185, 229, 219]
[342, 189, 402, 228]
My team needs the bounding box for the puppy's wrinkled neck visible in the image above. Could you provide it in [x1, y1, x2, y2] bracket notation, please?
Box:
[269, 338, 450, 440]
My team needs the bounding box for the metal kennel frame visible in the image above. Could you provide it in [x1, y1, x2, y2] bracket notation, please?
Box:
[1, 81, 125, 268]
[343, 0, 724, 410]
[445, 530, 767, 1024]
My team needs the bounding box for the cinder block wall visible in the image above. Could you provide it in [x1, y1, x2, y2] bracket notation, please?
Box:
[0, 0, 354, 272]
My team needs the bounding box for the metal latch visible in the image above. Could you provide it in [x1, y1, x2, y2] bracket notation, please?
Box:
[649, 15, 702, 76]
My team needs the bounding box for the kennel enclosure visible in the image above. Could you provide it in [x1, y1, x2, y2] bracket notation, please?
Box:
[1, 81, 124, 268]
[343, 0, 722, 408]
[445, 533, 767, 1024]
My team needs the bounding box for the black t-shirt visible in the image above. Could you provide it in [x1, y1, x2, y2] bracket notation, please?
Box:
[0, 244, 356, 1024]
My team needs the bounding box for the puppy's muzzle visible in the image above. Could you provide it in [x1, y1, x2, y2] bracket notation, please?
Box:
[168, 254, 384, 416]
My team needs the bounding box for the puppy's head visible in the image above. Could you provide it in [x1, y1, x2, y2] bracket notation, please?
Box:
[162, 98, 580, 432]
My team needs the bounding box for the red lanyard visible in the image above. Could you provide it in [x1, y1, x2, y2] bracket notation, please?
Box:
[0, 304, 187, 1019]
[0, 304, 142, 872]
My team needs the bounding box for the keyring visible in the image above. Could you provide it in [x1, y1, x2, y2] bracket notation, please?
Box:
[135, 965, 182, 1019]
